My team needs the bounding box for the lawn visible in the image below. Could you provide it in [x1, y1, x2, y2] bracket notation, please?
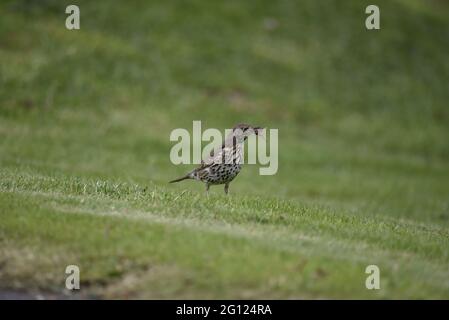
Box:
[0, 0, 448, 299]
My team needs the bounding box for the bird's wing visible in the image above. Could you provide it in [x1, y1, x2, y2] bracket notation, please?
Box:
[195, 149, 225, 179]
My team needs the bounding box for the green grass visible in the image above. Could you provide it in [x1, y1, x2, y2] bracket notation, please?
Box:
[1, 0, 449, 298]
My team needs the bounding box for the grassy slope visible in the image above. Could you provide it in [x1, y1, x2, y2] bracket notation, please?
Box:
[0, 0, 448, 298]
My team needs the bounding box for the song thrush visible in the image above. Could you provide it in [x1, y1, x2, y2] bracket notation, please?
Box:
[169, 123, 262, 194]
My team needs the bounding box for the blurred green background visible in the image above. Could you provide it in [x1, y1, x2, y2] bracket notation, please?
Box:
[0, 0, 448, 299]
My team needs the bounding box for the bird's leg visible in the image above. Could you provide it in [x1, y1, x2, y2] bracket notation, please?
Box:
[224, 183, 229, 195]
[206, 183, 210, 195]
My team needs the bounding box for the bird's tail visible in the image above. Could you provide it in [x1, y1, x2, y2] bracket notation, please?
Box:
[169, 174, 191, 183]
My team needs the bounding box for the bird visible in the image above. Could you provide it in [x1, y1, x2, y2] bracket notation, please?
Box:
[169, 123, 263, 194]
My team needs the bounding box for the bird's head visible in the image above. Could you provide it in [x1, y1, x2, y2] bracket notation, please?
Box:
[230, 123, 264, 143]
